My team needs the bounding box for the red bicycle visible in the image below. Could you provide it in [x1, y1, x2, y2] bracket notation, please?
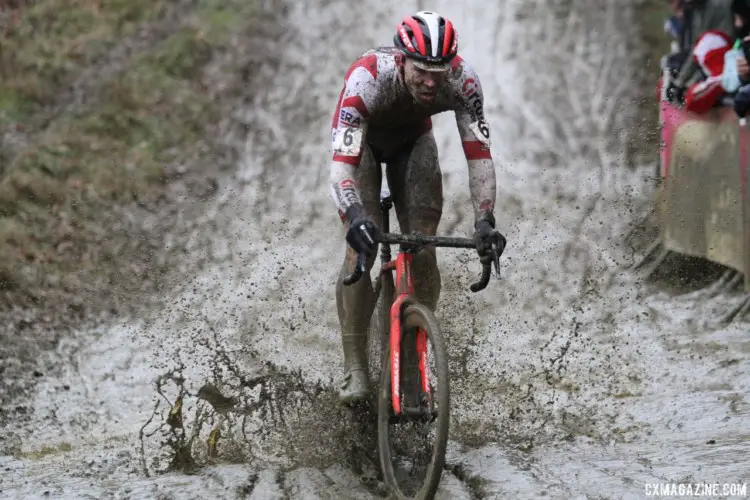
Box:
[343, 192, 502, 499]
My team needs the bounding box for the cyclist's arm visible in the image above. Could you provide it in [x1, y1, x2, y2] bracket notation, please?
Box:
[330, 120, 370, 222]
[453, 64, 497, 222]
[329, 55, 378, 223]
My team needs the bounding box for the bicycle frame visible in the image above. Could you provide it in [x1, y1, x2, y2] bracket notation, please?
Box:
[380, 196, 412, 415]
[377, 195, 447, 417]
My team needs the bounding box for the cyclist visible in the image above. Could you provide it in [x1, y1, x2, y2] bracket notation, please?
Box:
[329, 11, 507, 405]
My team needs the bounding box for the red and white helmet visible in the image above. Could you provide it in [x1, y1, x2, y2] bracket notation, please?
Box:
[393, 11, 458, 72]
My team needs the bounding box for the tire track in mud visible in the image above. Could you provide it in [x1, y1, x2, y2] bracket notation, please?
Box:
[3, 0, 750, 498]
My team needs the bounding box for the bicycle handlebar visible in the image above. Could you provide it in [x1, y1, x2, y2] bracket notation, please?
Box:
[342, 233, 502, 292]
[341, 252, 367, 286]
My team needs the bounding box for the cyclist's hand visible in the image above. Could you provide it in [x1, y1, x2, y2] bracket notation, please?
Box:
[474, 219, 506, 264]
[346, 212, 380, 256]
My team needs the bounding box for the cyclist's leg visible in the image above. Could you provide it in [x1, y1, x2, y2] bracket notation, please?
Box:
[335, 143, 382, 405]
[386, 130, 443, 311]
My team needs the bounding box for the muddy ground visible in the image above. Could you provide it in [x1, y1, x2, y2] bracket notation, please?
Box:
[1, 0, 750, 499]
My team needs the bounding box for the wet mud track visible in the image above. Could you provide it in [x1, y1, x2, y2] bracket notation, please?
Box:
[2, 0, 750, 498]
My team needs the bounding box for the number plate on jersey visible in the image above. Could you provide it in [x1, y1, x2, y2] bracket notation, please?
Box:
[469, 120, 491, 148]
[333, 126, 364, 157]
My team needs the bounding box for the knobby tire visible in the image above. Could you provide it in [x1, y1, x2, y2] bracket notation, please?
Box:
[377, 302, 450, 500]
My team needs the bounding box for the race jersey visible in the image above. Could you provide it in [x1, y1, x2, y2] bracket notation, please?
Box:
[329, 47, 496, 222]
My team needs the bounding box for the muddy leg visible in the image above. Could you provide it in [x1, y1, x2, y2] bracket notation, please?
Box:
[335, 145, 382, 405]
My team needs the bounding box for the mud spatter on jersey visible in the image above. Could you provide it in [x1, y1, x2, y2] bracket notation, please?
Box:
[329, 47, 496, 223]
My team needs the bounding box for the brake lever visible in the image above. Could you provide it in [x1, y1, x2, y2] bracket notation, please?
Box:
[491, 241, 502, 279]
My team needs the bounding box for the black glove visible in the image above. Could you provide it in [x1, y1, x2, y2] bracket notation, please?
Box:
[473, 213, 506, 264]
[666, 81, 685, 105]
[345, 204, 379, 255]
[734, 85, 750, 118]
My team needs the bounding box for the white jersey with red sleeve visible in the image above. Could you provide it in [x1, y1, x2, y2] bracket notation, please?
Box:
[329, 47, 496, 221]
[328, 50, 380, 218]
[451, 56, 495, 216]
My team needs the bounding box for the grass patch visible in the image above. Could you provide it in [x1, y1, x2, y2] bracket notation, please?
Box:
[0, 0, 171, 116]
[0, 88, 34, 126]
[638, 0, 673, 59]
[0, 0, 256, 306]
[194, 0, 257, 39]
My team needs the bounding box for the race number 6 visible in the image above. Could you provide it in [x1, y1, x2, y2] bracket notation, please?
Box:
[343, 127, 354, 146]
[334, 125, 364, 156]
[477, 120, 489, 139]
[469, 119, 491, 148]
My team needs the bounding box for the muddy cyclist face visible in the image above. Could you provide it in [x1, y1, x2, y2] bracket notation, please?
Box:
[403, 58, 448, 105]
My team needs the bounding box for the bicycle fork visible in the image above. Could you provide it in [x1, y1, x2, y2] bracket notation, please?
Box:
[381, 261, 429, 417]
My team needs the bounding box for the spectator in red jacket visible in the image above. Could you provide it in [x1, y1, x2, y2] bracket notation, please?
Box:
[683, 30, 734, 112]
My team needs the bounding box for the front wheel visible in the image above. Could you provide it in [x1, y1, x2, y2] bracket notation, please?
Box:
[377, 302, 450, 500]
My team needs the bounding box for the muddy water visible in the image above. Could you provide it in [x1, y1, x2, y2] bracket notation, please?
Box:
[2, 0, 750, 498]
